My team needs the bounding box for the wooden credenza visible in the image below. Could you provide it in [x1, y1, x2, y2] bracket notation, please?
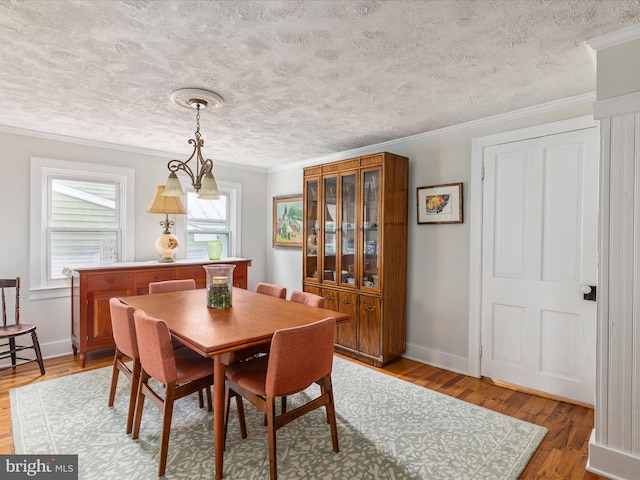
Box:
[69, 258, 252, 366]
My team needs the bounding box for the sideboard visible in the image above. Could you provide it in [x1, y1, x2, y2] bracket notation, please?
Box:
[69, 258, 252, 367]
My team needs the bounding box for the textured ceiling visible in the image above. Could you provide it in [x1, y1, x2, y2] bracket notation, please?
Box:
[0, 0, 639, 169]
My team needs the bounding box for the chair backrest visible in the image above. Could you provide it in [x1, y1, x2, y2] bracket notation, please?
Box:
[109, 298, 139, 360]
[266, 317, 336, 397]
[290, 290, 325, 308]
[148, 279, 196, 294]
[256, 282, 287, 299]
[0, 277, 19, 327]
[133, 310, 177, 384]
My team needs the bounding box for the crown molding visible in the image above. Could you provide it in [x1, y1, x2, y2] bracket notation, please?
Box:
[271, 92, 596, 173]
[587, 23, 640, 51]
[0, 124, 267, 173]
[593, 91, 640, 119]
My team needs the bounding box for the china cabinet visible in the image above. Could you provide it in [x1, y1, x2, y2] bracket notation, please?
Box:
[68, 258, 251, 367]
[303, 152, 408, 366]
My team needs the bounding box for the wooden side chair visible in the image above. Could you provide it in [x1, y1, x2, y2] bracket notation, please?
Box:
[132, 309, 246, 477]
[256, 282, 287, 299]
[290, 290, 325, 308]
[0, 277, 45, 375]
[225, 317, 339, 480]
[148, 279, 196, 294]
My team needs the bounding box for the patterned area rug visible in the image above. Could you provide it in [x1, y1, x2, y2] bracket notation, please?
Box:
[11, 356, 546, 479]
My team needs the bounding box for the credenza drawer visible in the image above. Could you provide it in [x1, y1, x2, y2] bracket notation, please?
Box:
[87, 273, 133, 290]
[175, 266, 207, 285]
[135, 269, 175, 286]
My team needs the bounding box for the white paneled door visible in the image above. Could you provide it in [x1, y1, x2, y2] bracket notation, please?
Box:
[481, 127, 598, 405]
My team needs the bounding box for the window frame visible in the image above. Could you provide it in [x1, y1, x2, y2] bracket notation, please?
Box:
[177, 180, 242, 260]
[29, 157, 135, 299]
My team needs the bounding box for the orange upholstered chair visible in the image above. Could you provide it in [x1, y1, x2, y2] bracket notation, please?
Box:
[256, 282, 287, 299]
[225, 317, 339, 480]
[289, 290, 325, 308]
[132, 310, 237, 476]
[0, 277, 45, 375]
[108, 298, 142, 434]
[148, 279, 196, 294]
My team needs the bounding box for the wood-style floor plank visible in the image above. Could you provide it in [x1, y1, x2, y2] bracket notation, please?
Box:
[0, 351, 604, 479]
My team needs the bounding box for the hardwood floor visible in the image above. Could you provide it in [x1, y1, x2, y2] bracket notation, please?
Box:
[0, 351, 605, 479]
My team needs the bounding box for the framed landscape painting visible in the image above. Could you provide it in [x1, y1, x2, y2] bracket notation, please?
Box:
[273, 194, 303, 247]
[417, 182, 463, 224]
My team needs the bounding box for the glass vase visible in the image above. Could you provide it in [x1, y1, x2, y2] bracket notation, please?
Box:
[204, 264, 235, 309]
[207, 239, 223, 260]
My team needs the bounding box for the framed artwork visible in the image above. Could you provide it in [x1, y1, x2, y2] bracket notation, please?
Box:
[417, 182, 463, 224]
[273, 194, 303, 247]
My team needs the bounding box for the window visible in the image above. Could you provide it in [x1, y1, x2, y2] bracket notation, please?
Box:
[184, 181, 241, 260]
[30, 158, 134, 297]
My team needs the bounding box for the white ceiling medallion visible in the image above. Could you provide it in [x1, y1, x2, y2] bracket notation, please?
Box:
[170, 88, 224, 110]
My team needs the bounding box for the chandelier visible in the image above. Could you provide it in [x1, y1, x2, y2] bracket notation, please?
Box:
[163, 88, 223, 199]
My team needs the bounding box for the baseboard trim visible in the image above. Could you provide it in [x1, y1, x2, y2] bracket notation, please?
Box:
[587, 430, 640, 480]
[403, 343, 469, 375]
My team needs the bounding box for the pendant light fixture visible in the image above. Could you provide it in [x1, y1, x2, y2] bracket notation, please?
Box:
[163, 88, 223, 199]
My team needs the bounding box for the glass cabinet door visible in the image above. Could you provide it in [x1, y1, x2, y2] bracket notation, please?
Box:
[323, 176, 338, 283]
[339, 172, 357, 287]
[304, 177, 319, 282]
[361, 168, 380, 290]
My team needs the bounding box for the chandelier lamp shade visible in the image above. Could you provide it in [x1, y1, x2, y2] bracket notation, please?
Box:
[163, 88, 223, 199]
[146, 185, 187, 263]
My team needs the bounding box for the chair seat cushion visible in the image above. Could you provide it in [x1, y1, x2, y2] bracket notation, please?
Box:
[0, 324, 37, 338]
[226, 356, 269, 396]
[174, 348, 214, 384]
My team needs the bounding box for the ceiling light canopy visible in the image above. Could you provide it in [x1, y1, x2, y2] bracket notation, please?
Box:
[163, 88, 224, 199]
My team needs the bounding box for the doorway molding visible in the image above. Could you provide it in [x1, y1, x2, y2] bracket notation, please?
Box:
[467, 115, 599, 377]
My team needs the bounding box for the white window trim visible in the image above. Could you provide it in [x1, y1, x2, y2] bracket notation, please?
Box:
[29, 157, 135, 299]
[176, 180, 242, 259]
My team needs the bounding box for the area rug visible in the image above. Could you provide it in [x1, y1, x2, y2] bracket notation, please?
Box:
[10, 356, 546, 479]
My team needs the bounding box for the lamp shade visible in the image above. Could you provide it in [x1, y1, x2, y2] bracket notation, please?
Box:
[163, 172, 186, 196]
[146, 185, 187, 214]
[197, 173, 220, 199]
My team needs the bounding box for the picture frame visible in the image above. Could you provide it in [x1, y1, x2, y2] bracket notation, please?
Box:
[417, 182, 463, 224]
[273, 194, 304, 247]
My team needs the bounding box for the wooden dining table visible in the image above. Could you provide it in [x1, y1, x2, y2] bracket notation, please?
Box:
[119, 287, 349, 479]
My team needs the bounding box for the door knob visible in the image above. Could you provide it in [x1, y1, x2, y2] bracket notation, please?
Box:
[581, 285, 596, 301]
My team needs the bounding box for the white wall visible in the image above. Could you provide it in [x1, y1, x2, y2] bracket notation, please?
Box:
[266, 97, 594, 372]
[0, 131, 267, 360]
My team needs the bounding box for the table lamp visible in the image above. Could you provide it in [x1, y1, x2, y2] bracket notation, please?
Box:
[146, 185, 187, 262]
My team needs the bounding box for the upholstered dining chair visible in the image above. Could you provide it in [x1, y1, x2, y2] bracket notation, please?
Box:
[225, 317, 339, 480]
[147, 277, 210, 409]
[108, 298, 142, 434]
[289, 290, 325, 308]
[256, 282, 287, 299]
[148, 279, 196, 294]
[132, 309, 246, 477]
[0, 277, 45, 375]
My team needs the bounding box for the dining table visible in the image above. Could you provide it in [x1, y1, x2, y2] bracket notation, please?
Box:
[119, 286, 350, 480]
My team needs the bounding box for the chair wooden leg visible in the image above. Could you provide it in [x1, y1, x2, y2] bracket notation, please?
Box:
[280, 396, 287, 414]
[158, 383, 176, 477]
[30, 330, 45, 375]
[206, 386, 213, 412]
[198, 389, 204, 409]
[126, 360, 141, 435]
[266, 396, 278, 480]
[9, 337, 16, 367]
[320, 376, 340, 453]
[108, 350, 121, 407]
[235, 394, 247, 439]
[132, 371, 148, 439]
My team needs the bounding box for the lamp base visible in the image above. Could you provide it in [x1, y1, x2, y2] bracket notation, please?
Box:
[155, 233, 179, 263]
